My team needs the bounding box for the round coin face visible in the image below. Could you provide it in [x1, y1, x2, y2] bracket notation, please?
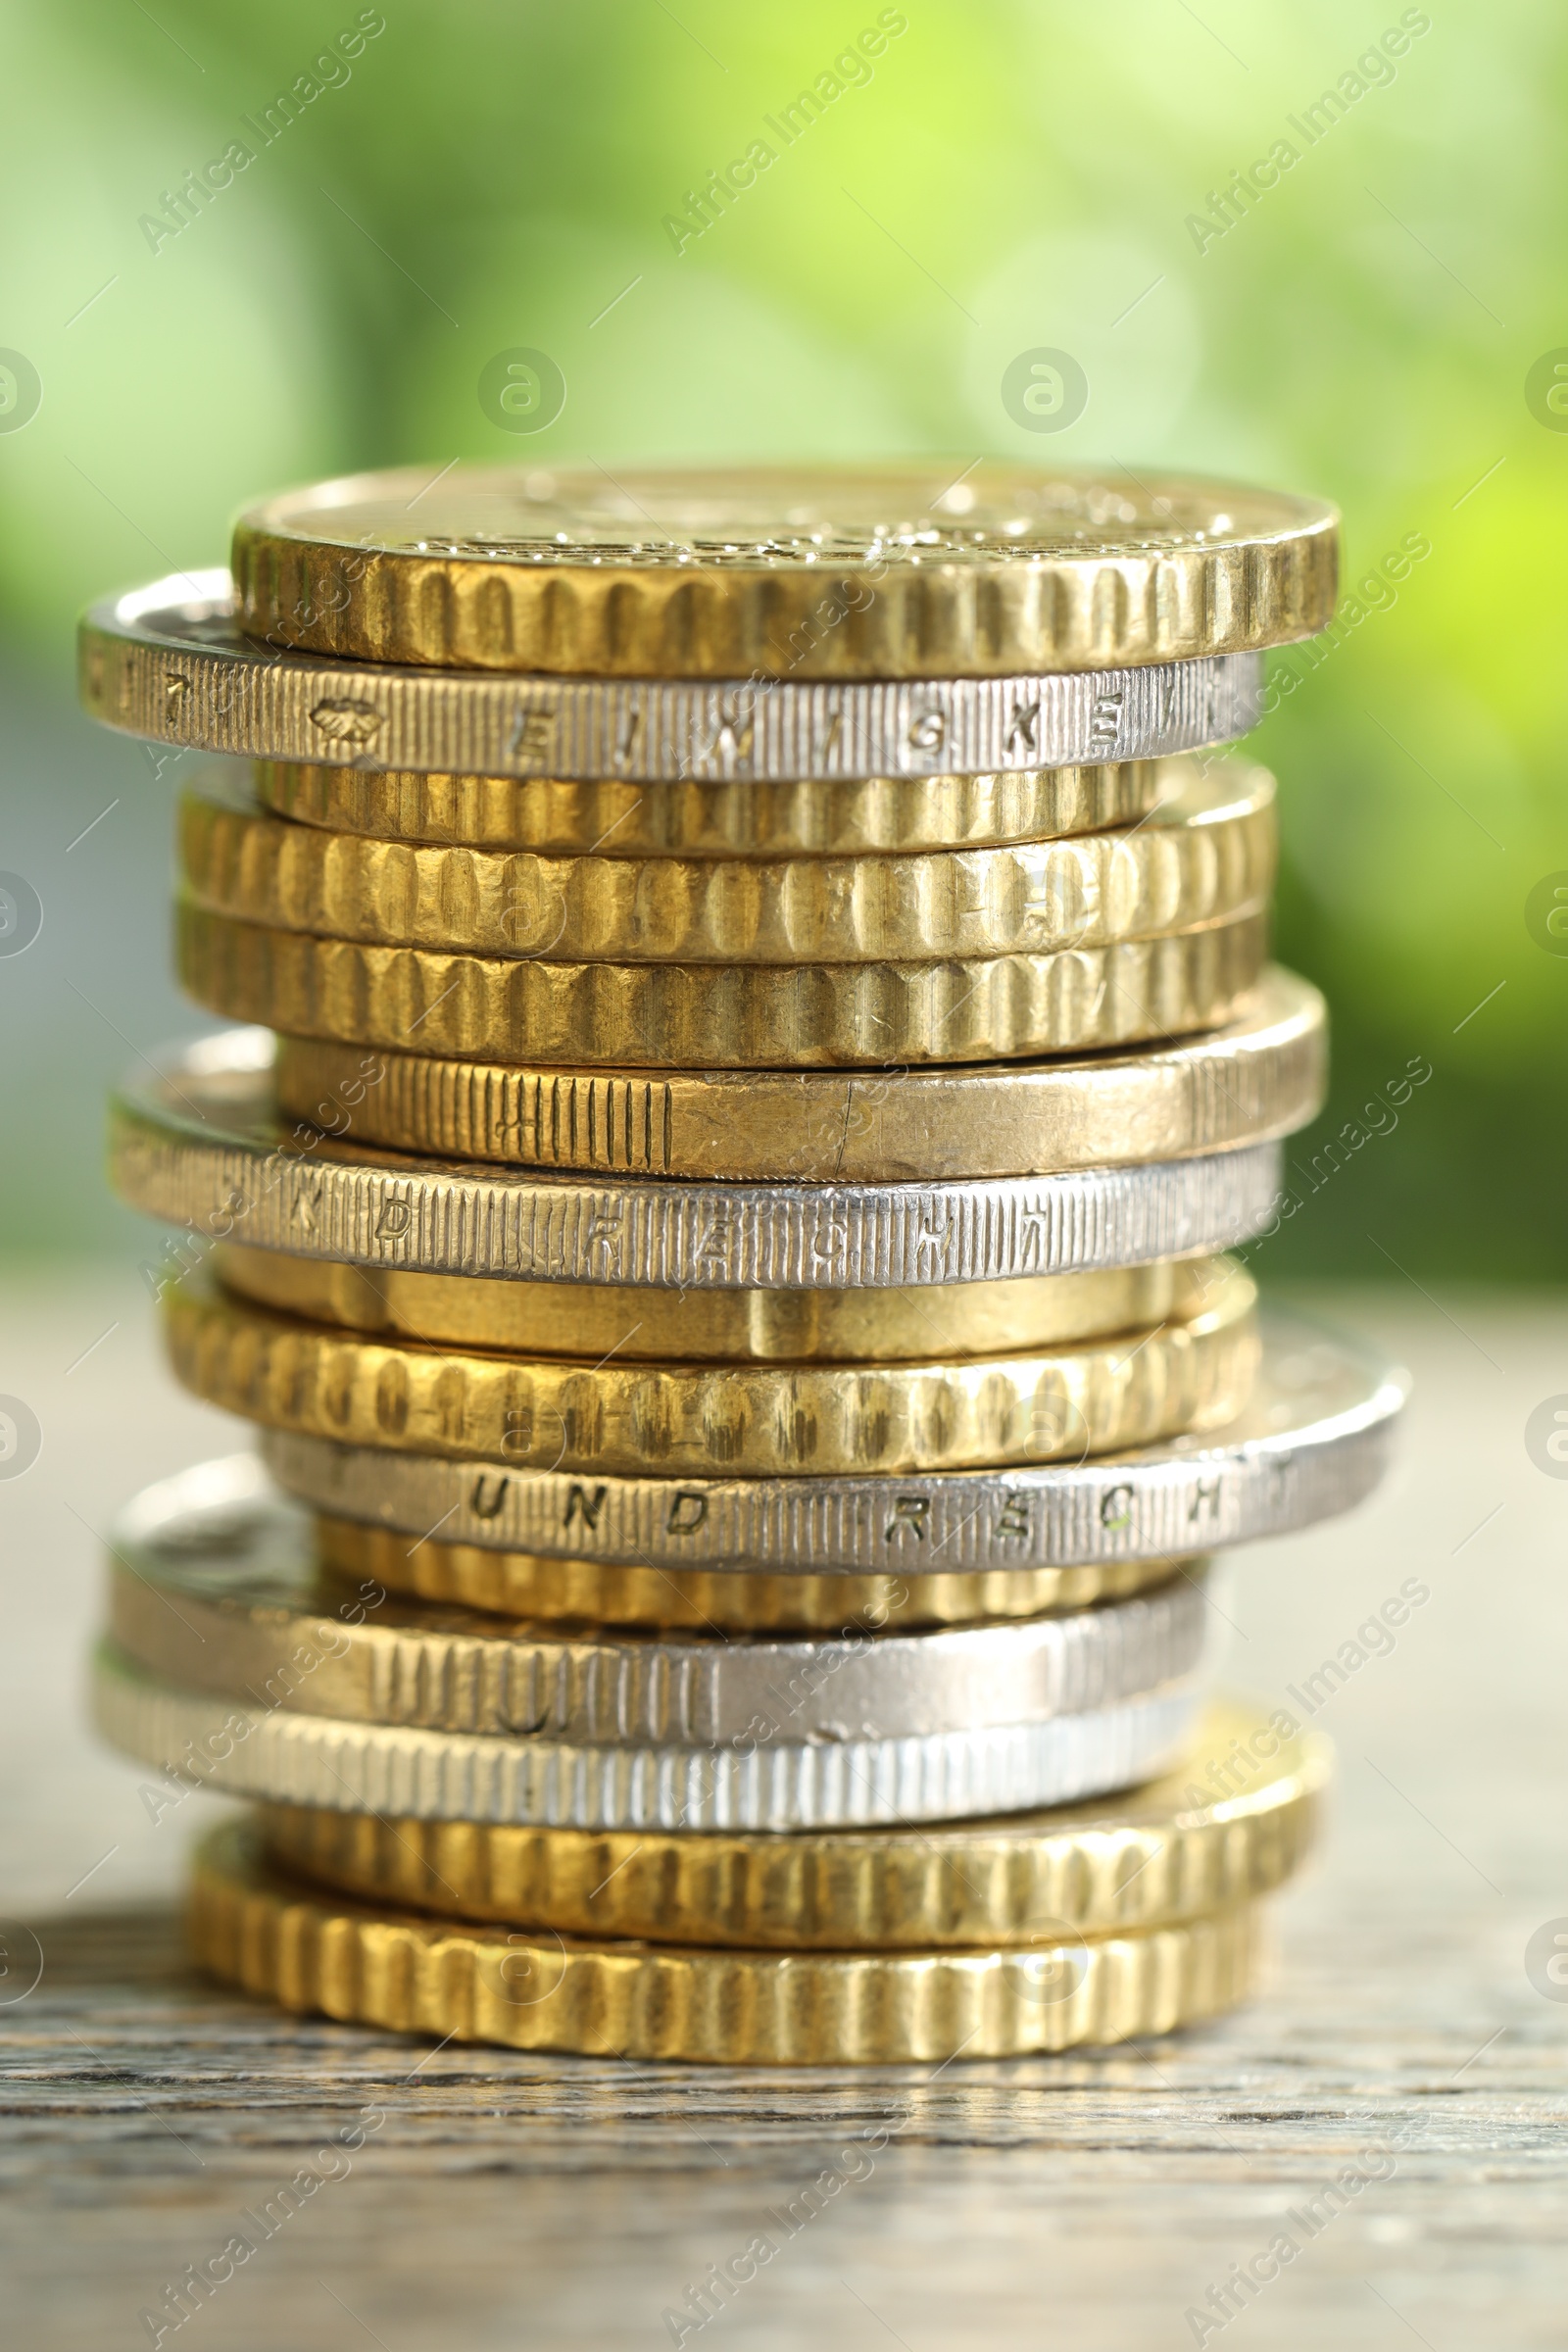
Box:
[231, 464, 1338, 676]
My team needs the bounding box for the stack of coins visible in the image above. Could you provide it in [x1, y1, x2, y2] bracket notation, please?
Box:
[80, 466, 1404, 2063]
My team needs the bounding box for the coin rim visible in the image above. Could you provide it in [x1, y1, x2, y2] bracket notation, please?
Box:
[316, 1513, 1192, 1630]
[106, 1462, 1210, 1741]
[112, 1036, 1288, 1287]
[95, 1641, 1204, 1830]
[251, 750, 1178, 858]
[255, 1307, 1407, 1571]
[211, 1242, 1203, 1362]
[161, 1262, 1258, 1477]
[269, 967, 1327, 1181]
[175, 896, 1271, 1070]
[78, 573, 1266, 779]
[252, 1693, 1326, 1945]
[190, 1817, 1265, 2059]
[230, 465, 1338, 677]
[178, 762, 1277, 966]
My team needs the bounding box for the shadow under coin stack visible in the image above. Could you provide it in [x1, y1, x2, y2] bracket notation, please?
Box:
[81, 466, 1406, 2064]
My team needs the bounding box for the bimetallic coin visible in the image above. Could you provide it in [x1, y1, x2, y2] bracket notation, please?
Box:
[79, 574, 1264, 780]
[272, 966, 1327, 1182]
[213, 1243, 1209, 1363]
[93, 1642, 1204, 1830]
[105, 1457, 1208, 1743]
[231, 464, 1338, 676]
[261, 1306, 1405, 1574]
[178, 763, 1276, 965]
[112, 1033, 1287, 1288]
[314, 1518, 1186, 1632]
[163, 1261, 1258, 1477]
[176, 898, 1269, 1070]
[190, 1821, 1266, 2061]
[253, 752, 1180, 858]
[260, 1696, 1325, 1945]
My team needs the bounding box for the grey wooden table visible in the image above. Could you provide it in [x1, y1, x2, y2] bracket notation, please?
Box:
[3, 1272, 1566, 2352]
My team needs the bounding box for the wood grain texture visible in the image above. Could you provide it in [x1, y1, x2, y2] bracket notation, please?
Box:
[2, 1274, 1567, 2350]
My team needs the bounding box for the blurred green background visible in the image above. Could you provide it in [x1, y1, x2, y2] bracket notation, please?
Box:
[1, 0, 1562, 1274]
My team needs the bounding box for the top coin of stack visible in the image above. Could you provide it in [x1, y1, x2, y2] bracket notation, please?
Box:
[81, 465, 1402, 2065]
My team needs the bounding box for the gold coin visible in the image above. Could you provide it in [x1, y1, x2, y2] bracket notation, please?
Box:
[258, 1697, 1321, 1946]
[166, 1259, 1256, 1476]
[191, 1819, 1265, 2061]
[315, 1514, 1186, 1631]
[232, 464, 1338, 677]
[213, 1243, 1205, 1363]
[176, 900, 1268, 1070]
[254, 753, 1176, 858]
[274, 964, 1325, 1180]
[181, 765, 1275, 965]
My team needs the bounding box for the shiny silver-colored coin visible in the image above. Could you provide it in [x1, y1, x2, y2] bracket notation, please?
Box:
[112, 1030, 1284, 1291]
[262, 1306, 1404, 1574]
[79, 573, 1265, 781]
[106, 1456, 1208, 1745]
[91, 1641, 1201, 1832]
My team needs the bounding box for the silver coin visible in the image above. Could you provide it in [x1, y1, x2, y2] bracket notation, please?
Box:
[81, 571, 1264, 782]
[107, 1455, 1208, 1745]
[262, 1306, 1405, 1572]
[91, 1641, 1202, 1831]
[114, 1029, 1284, 1290]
